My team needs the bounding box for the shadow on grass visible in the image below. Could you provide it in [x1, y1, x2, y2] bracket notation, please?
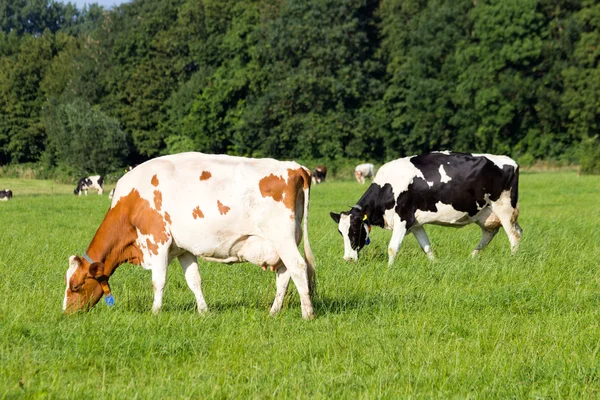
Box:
[156, 292, 404, 316]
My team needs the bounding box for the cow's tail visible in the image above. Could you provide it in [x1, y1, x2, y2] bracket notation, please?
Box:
[301, 167, 317, 296]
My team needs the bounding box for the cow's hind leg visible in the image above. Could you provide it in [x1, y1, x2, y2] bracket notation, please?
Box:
[471, 227, 499, 257]
[270, 265, 291, 316]
[178, 252, 208, 314]
[275, 246, 314, 319]
[490, 194, 522, 254]
[412, 226, 434, 260]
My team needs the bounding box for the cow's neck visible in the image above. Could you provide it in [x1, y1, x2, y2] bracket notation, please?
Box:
[86, 207, 142, 278]
[354, 183, 395, 228]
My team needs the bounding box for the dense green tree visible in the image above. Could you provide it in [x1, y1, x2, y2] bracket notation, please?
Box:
[1, 0, 600, 174]
[45, 99, 129, 175]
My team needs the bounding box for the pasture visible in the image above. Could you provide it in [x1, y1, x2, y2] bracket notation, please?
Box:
[0, 172, 599, 398]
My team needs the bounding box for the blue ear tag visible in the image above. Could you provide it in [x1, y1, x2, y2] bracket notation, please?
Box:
[366, 237, 371, 245]
[105, 294, 115, 306]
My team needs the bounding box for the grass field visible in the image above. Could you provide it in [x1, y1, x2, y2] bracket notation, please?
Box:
[1, 172, 599, 398]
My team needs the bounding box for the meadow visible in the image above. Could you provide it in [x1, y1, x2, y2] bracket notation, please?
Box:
[0, 172, 599, 398]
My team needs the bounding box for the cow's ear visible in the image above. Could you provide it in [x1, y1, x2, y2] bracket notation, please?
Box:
[88, 262, 105, 278]
[69, 255, 81, 269]
[330, 212, 341, 224]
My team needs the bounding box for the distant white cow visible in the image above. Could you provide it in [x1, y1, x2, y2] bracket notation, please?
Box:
[354, 163, 374, 184]
[74, 175, 104, 196]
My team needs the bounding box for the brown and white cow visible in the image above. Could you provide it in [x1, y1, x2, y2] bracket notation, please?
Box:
[63, 152, 316, 319]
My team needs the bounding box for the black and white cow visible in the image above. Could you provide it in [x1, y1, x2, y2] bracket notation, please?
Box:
[74, 175, 104, 196]
[331, 152, 522, 265]
[312, 165, 327, 184]
[0, 189, 12, 201]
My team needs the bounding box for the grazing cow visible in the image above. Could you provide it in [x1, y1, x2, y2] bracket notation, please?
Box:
[312, 165, 327, 184]
[74, 175, 104, 196]
[331, 152, 522, 265]
[354, 163, 374, 184]
[63, 152, 316, 319]
[0, 189, 12, 201]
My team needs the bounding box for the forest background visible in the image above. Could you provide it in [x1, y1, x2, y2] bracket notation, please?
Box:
[1, 0, 600, 180]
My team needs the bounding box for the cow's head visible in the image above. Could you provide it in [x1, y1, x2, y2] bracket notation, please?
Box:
[63, 255, 107, 314]
[330, 206, 371, 262]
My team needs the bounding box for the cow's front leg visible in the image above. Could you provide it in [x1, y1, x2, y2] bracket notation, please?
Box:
[388, 215, 407, 266]
[412, 226, 434, 260]
[270, 265, 290, 316]
[178, 252, 208, 314]
[151, 264, 168, 314]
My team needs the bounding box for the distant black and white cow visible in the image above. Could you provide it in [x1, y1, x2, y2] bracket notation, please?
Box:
[331, 152, 522, 265]
[354, 163, 374, 184]
[0, 189, 13, 201]
[312, 165, 327, 184]
[74, 175, 104, 196]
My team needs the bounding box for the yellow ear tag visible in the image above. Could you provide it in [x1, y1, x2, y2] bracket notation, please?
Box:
[362, 215, 368, 221]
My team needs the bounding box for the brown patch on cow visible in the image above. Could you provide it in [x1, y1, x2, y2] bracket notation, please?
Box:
[259, 174, 286, 203]
[146, 238, 159, 255]
[153, 190, 162, 211]
[164, 212, 172, 225]
[151, 175, 159, 187]
[192, 206, 204, 219]
[482, 211, 502, 230]
[200, 171, 212, 181]
[511, 204, 520, 224]
[259, 168, 311, 213]
[87, 189, 165, 269]
[217, 200, 230, 215]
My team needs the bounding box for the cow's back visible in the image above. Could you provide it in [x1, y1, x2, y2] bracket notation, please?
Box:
[374, 152, 518, 216]
[110, 152, 307, 257]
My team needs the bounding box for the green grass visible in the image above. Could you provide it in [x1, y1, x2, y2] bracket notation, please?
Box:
[1, 172, 600, 398]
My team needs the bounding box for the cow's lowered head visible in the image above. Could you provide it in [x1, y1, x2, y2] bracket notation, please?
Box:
[330, 205, 371, 262]
[63, 255, 109, 314]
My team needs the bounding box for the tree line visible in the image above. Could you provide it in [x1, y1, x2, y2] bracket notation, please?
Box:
[1, 0, 599, 177]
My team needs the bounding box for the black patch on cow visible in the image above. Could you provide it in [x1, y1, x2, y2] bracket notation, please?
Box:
[394, 152, 518, 229]
[0, 189, 12, 199]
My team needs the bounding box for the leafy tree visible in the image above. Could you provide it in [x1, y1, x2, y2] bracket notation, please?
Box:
[45, 99, 129, 175]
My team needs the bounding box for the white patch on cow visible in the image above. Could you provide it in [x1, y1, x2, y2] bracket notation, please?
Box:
[238, 236, 280, 266]
[63, 256, 80, 311]
[434, 150, 451, 155]
[438, 165, 451, 183]
[414, 201, 473, 226]
[427, 181, 434, 187]
[338, 214, 358, 261]
[473, 153, 518, 169]
[135, 230, 169, 270]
